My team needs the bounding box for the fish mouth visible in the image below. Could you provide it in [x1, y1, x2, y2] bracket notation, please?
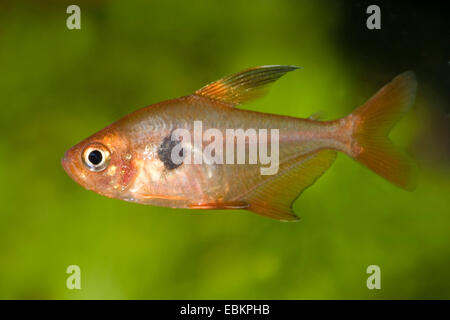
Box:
[61, 153, 75, 180]
[61, 150, 86, 188]
[61, 152, 69, 172]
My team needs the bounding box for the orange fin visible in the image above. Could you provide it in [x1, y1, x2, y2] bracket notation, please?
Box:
[195, 65, 299, 106]
[242, 150, 337, 222]
[136, 193, 186, 201]
[350, 71, 418, 190]
[189, 201, 249, 210]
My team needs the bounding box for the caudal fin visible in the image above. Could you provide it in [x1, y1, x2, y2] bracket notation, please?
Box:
[350, 71, 418, 190]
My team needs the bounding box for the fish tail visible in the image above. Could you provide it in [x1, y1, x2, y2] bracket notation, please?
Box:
[348, 71, 418, 190]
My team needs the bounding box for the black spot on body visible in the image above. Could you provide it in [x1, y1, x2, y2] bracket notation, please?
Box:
[157, 135, 184, 170]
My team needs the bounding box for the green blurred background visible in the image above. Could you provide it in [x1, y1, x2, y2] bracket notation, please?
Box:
[0, 0, 448, 299]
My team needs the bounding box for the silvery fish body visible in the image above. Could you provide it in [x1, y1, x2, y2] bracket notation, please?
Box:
[62, 66, 417, 221]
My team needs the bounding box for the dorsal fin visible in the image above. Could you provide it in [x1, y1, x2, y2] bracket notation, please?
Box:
[195, 65, 300, 106]
[242, 149, 337, 221]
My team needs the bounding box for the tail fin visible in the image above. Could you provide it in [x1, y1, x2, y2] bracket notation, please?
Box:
[350, 71, 418, 190]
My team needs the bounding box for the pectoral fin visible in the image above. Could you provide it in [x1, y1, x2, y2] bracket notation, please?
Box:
[189, 201, 249, 210]
[308, 112, 324, 120]
[195, 65, 299, 106]
[242, 149, 337, 222]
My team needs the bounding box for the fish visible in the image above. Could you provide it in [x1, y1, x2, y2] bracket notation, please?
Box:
[61, 65, 417, 221]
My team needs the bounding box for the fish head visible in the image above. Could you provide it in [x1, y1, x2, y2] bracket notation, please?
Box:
[61, 126, 137, 198]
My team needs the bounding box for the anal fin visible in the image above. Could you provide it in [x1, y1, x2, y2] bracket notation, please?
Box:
[242, 150, 337, 222]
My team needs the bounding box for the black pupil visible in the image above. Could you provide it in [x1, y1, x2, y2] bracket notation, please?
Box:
[88, 150, 103, 165]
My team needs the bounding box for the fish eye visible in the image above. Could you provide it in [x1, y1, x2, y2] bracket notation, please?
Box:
[82, 144, 111, 172]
